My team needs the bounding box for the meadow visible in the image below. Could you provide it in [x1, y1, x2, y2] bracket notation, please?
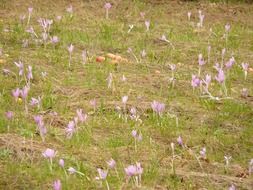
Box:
[0, 0, 253, 189]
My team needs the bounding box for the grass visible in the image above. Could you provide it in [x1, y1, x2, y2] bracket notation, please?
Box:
[0, 0, 253, 189]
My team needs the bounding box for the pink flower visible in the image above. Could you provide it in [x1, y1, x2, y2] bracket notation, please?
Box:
[140, 12, 145, 19]
[14, 61, 24, 76]
[5, 111, 14, 120]
[20, 86, 29, 99]
[151, 100, 165, 115]
[68, 44, 74, 54]
[104, 3, 112, 10]
[59, 159, 64, 168]
[76, 109, 87, 123]
[53, 180, 61, 190]
[107, 158, 116, 169]
[67, 167, 76, 174]
[198, 54, 205, 66]
[225, 23, 231, 33]
[187, 12, 191, 21]
[242, 63, 249, 71]
[30, 97, 41, 107]
[145, 20, 150, 31]
[66, 5, 73, 14]
[12, 88, 20, 101]
[122, 96, 128, 105]
[28, 7, 33, 14]
[177, 136, 183, 146]
[225, 57, 235, 69]
[200, 147, 206, 159]
[124, 162, 143, 177]
[215, 69, 225, 84]
[96, 168, 108, 180]
[51, 36, 59, 44]
[131, 130, 137, 138]
[42, 148, 56, 159]
[65, 121, 75, 139]
[191, 75, 200, 88]
[241, 88, 248, 98]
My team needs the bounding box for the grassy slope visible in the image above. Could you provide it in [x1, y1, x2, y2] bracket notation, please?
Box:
[0, 0, 253, 189]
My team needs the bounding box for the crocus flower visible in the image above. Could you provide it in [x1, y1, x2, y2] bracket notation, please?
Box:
[241, 88, 248, 98]
[96, 168, 108, 180]
[122, 95, 128, 105]
[191, 75, 200, 88]
[67, 167, 77, 174]
[5, 111, 14, 120]
[140, 12, 145, 19]
[90, 99, 97, 110]
[27, 65, 33, 80]
[30, 97, 41, 107]
[242, 62, 249, 80]
[200, 147, 206, 159]
[12, 88, 20, 101]
[20, 86, 29, 99]
[225, 57, 235, 69]
[42, 148, 56, 159]
[145, 20, 150, 31]
[177, 136, 183, 146]
[228, 184, 236, 190]
[14, 61, 24, 76]
[65, 121, 75, 139]
[124, 165, 137, 177]
[141, 50, 146, 58]
[66, 5, 73, 14]
[27, 7, 33, 26]
[76, 109, 87, 123]
[121, 74, 127, 82]
[225, 23, 231, 33]
[107, 158, 116, 169]
[215, 69, 225, 84]
[51, 36, 59, 44]
[249, 159, 253, 174]
[107, 73, 113, 89]
[56, 16, 62, 21]
[203, 74, 211, 92]
[131, 130, 137, 138]
[82, 50, 87, 64]
[151, 100, 165, 116]
[59, 159, 64, 168]
[198, 54, 205, 66]
[53, 180, 61, 190]
[68, 44, 74, 68]
[104, 3, 112, 19]
[187, 11, 191, 21]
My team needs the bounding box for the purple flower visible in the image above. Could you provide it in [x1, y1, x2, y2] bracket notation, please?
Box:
[59, 159, 64, 168]
[140, 12, 145, 19]
[51, 36, 59, 44]
[107, 158, 116, 169]
[225, 23, 231, 33]
[241, 88, 248, 98]
[34, 115, 43, 124]
[28, 7, 33, 14]
[53, 180, 61, 190]
[30, 97, 41, 107]
[249, 159, 253, 174]
[187, 12, 191, 21]
[191, 75, 200, 88]
[170, 64, 176, 71]
[198, 54, 205, 66]
[96, 168, 108, 180]
[104, 3, 112, 10]
[76, 109, 87, 123]
[124, 165, 137, 176]
[67, 167, 76, 174]
[66, 5, 73, 14]
[124, 162, 143, 177]
[68, 44, 74, 54]
[42, 148, 56, 159]
[122, 96, 128, 105]
[145, 20, 150, 31]
[151, 100, 165, 115]
[14, 61, 24, 76]
[65, 121, 75, 139]
[200, 147, 206, 159]
[228, 184, 236, 190]
[27, 65, 33, 80]
[225, 57, 235, 69]
[131, 130, 137, 138]
[215, 69, 225, 84]
[242, 63, 249, 71]
[141, 50, 146, 58]
[12, 88, 20, 101]
[20, 86, 29, 99]
[5, 111, 14, 120]
[177, 136, 183, 146]
[90, 99, 97, 109]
